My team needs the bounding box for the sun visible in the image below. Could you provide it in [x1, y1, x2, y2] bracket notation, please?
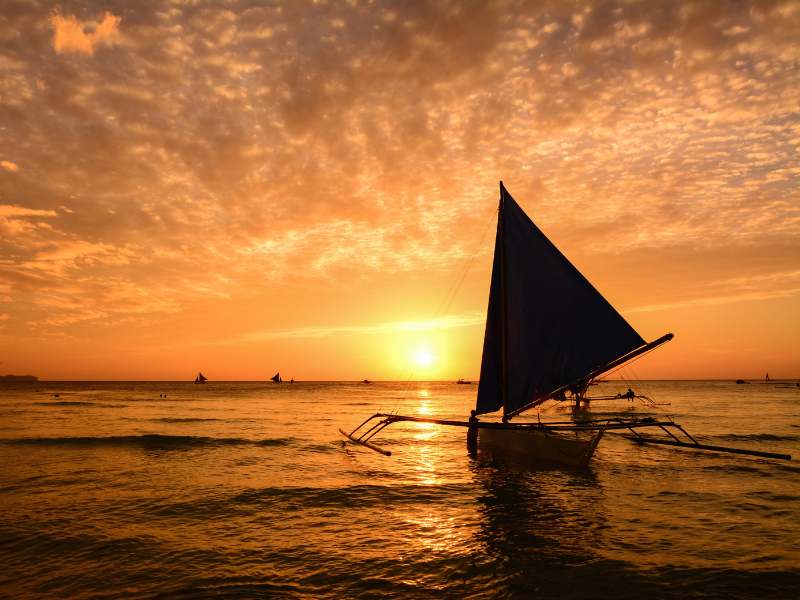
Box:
[413, 348, 435, 367]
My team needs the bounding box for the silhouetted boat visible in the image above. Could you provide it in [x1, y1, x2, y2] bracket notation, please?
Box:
[456, 379, 472, 384]
[0, 374, 38, 382]
[271, 372, 282, 383]
[194, 372, 208, 384]
[362, 379, 371, 384]
[341, 183, 791, 465]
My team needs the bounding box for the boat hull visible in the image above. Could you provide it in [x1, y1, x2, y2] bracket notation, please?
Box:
[477, 426, 603, 467]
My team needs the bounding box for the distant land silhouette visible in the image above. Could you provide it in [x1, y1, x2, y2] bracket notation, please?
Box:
[0, 374, 38, 382]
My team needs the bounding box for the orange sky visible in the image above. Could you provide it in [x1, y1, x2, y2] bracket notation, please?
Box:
[1, 1, 798, 381]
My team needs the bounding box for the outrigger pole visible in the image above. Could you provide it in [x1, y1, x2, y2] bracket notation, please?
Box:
[339, 413, 792, 461]
[505, 332, 675, 419]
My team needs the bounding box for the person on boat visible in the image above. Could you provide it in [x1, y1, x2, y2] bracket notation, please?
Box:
[625, 388, 635, 401]
[467, 410, 479, 452]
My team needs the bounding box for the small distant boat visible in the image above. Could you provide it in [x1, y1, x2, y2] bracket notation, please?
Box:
[735, 379, 749, 384]
[271, 372, 282, 383]
[362, 379, 372, 384]
[0, 374, 38, 382]
[456, 379, 472, 385]
[194, 372, 208, 384]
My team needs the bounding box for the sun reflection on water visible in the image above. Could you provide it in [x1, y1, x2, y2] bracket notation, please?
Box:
[400, 507, 473, 555]
[414, 395, 437, 439]
[412, 444, 441, 485]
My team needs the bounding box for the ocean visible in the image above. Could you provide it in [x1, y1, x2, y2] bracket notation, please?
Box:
[0, 380, 798, 598]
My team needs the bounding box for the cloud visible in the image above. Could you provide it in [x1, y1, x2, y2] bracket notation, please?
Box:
[50, 12, 121, 55]
[626, 288, 800, 314]
[229, 311, 487, 344]
[0, 0, 796, 347]
[627, 270, 800, 313]
[0, 161, 18, 172]
[0, 205, 57, 218]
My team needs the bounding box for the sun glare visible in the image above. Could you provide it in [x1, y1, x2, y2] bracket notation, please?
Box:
[413, 348, 434, 367]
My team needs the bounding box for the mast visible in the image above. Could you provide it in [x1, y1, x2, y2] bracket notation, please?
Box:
[499, 182, 509, 421]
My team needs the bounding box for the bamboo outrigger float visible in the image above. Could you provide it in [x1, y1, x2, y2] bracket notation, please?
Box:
[340, 183, 792, 465]
[340, 414, 791, 463]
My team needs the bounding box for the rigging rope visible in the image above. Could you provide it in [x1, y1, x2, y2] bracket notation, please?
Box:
[395, 198, 497, 406]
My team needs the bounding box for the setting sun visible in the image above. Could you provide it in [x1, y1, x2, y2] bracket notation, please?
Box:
[413, 348, 435, 368]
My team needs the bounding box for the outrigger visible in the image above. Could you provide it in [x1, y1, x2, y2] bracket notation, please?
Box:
[340, 183, 792, 466]
[340, 414, 791, 464]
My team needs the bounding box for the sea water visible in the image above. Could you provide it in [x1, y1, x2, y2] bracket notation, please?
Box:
[0, 380, 798, 598]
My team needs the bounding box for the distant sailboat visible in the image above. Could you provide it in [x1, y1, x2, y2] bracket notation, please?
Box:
[194, 372, 208, 384]
[456, 379, 472, 384]
[271, 372, 282, 383]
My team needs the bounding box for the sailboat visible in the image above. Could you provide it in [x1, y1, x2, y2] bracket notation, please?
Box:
[271, 372, 282, 383]
[472, 182, 673, 464]
[340, 183, 791, 465]
[194, 372, 208, 384]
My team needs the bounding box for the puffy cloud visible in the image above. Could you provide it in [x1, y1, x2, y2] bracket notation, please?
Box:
[0, 0, 796, 355]
[50, 11, 121, 55]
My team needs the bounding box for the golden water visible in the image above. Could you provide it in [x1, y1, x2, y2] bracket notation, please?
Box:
[1, 380, 798, 597]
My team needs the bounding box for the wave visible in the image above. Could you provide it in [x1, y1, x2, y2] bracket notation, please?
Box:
[717, 433, 799, 442]
[254, 438, 294, 447]
[33, 401, 95, 406]
[32, 401, 127, 408]
[1, 434, 297, 450]
[227, 481, 475, 510]
[146, 481, 478, 519]
[151, 417, 223, 423]
[303, 442, 340, 453]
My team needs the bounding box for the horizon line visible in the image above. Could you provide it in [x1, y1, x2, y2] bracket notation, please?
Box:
[3, 378, 798, 383]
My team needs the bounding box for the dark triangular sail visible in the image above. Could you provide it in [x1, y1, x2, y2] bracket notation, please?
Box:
[271, 372, 282, 383]
[476, 183, 646, 416]
[195, 372, 207, 383]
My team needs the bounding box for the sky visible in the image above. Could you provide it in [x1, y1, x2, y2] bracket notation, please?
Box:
[0, 0, 798, 381]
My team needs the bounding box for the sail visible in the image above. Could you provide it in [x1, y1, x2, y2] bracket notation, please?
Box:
[271, 372, 282, 383]
[196, 372, 208, 382]
[476, 183, 646, 416]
